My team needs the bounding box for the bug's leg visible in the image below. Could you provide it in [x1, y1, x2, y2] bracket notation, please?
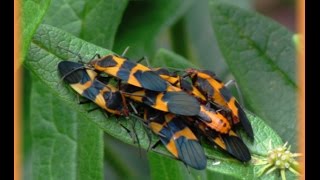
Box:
[224, 79, 244, 107]
[129, 102, 138, 115]
[135, 56, 150, 67]
[121, 46, 130, 56]
[119, 123, 139, 145]
[76, 94, 93, 105]
[87, 53, 102, 64]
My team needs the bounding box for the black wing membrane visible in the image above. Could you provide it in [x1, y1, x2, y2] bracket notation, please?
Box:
[220, 133, 251, 162]
[134, 70, 168, 92]
[196, 78, 215, 97]
[117, 60, 136, 81]
[158, 116, 207, 170]
[163, 92, 200, 116]
[219, 86, 233, 102]
[195, 123, 251, 162]
[58, 61, 87, 84]
[176, 137, 207, 170]
[235, 101, 254, 139]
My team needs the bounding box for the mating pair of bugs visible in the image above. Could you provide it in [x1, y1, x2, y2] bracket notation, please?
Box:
[58, 48, 254, 170]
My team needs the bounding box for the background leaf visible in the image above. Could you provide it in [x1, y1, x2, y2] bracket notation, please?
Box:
[30, 76, 103, 180]
[22, 0, 51, 59]
[168, 0, 252, 77]
[103, 134, 150, 179]
[152, 48, 198, 68]
[21, 0, 53, 178]
[213, 0, 252, 9]
[113, 0, 195, 59]
[180, 0, 229, 76]
[43, 0, 128, 48]
[209, 1, 297, 149]
[22, 67, 33, 180]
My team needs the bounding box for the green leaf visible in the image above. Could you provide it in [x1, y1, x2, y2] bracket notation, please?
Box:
[148, 152, 197, 180]
[114, 0, 195, 59]
[103, 135, 150, 179]
[209, 2, 297, 149]
[43, 0, 128, 48]
[183, 0, 229, 77]
[213, 0, 252, 9]
[168, 0, 252, 78]
[152, 48, 198, 69]
[26, 24, 295, 179]
[22, 68, 33, 180]
[22, 67, 32, 157]
[30, 76, 103, 180]
[22, 0, 51, 59]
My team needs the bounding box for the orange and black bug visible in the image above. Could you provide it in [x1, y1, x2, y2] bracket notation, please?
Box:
[143, 108, 207, 170]
[186, 117, 251, 162]
[121, 84, 200, 116]
[196, 105, 232, 134]
[149, 68, 235, 135]
[185, 68, 254, 139]
[152, 68, 206, 102]
[58, 61, 129, 116]
[87, 54, 169, 92]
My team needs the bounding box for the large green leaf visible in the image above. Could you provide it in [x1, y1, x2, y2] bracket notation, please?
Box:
[183, 0, 229, 76]
[25, 24, 296, 179]
[147, 49, 297, 179]
[25, 24, 151, 150]
[43, 0, 128, 48]
[29, 76, 103, 180]
[152, 48, 198, 69]
[209, 2, 297, 149]
[213, 0, 252, 9]
[114, 0, 195, 59]
[22, 68, 32, 156]
[22, 0, 51, 59]
[166, 0, 252, 78]
[22, 66, 35, 180]
[103, 135, 150, 179]
[22, 67, 33, 180]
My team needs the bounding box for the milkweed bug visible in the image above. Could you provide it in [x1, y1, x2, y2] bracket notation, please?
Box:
[153, 68, 239, 135]
[185, 68, 254, 139]
[144, 108, 207, 170]
[153, 67, 251, 160]
[58, 61, 129, 116]
[152, 68, 207, 102]
[121, 84, 200, 116]
[87, 54, 169, 92]
[197, 105, 232, 134]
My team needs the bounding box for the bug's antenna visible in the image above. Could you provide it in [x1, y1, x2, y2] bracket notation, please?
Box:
[122, 46, 130, 56]
[57, 45, 84, 62]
